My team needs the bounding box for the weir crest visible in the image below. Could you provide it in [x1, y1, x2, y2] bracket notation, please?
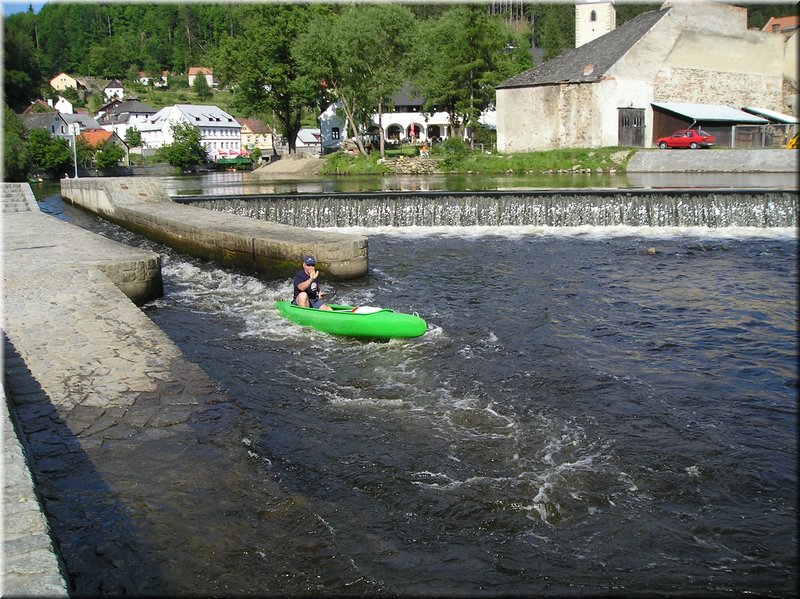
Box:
[177, 190, 797, 229]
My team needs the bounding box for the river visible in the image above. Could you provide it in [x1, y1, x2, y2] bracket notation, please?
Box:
[31, 175, 798, 596]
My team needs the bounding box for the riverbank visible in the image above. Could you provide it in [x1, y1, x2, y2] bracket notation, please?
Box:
[253, 147, 798, 178]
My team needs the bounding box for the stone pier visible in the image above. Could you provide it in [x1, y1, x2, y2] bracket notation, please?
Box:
[60, 177, 368, 280]
[1, 183, 246, 595]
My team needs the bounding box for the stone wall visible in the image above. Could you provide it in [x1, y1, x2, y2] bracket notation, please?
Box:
[60, 177, 369, 280]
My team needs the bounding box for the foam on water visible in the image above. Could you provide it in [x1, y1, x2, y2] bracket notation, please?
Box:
[330, 224, 798, 241]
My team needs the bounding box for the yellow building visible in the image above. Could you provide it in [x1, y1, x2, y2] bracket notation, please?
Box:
[237, 118, 274, 158]
[49, 72, 80, 92]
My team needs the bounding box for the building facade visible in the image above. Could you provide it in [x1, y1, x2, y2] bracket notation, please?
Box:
[496, 1, 796, 152]
[575, 0, 615, 48]
[139, 104, 241, 159]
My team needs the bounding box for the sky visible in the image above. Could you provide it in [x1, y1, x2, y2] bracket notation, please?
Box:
[2, 2, 46, 17]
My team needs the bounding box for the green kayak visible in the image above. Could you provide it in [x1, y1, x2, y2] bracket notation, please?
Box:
[275, 301, 427, 339]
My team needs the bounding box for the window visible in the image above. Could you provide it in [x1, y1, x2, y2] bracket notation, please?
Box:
[332, 127, 340, 140]
[590, 10, 596, 22]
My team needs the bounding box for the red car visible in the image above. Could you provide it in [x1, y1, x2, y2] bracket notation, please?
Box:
[656, 129, 716, 149]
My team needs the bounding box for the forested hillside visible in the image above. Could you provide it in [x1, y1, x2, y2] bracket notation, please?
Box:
[4, 2, 793, 113]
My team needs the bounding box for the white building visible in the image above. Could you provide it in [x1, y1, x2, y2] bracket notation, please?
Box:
[496, 2, 796, 152]
[139, 104, 242, 159]
[575, 0, 616, 48]
[96, 100, 158, 140]
[54, 95, 73, 114]
[104, 79, 124, 101]
[319, 86, 474, 153]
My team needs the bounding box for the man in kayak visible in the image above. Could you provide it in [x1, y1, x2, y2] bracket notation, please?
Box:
[292, 256, 333, 310]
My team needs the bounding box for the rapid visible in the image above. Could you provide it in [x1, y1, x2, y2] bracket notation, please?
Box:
[32, 178, 798, 596]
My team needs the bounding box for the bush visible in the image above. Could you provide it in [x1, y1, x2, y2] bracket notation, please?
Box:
[439, 137, 469, 170]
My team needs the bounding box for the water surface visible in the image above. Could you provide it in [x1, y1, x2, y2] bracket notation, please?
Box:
[32, 189, 797, 596]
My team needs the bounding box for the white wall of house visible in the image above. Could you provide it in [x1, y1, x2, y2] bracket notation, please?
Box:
[496, 2, 791, 152]
[139, 104, 241, 159]
[575, 1, 615, 48]
[320, 102, 489, 152]
[104, 85, 124, 101]
[54, 96, 73, 114]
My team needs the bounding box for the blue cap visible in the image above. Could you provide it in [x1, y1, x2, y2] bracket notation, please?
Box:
[303, 256, 316, 266]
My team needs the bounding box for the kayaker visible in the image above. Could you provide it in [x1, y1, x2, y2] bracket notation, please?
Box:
[292, 256, 333, 310]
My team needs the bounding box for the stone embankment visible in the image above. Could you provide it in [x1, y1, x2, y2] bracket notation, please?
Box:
[255, 147, 797, 177]
[2, 182, 252, 595]
[60, 177, 367, 280]
[627, 148, 797, 173]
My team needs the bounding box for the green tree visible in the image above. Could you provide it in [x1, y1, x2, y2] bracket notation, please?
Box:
[294, 5, 416, 157]
[3, 105, 31, 181]
[409, 6, 531, 142]
[159, 121, 206, 170]
[213, 4, 322, 154]
[3, 11, 45, 111]
[540, 7, 567, 61]
[95, 140, 126, 169]
[27, 129, 73, 176]
[193, 72, 213, 101]
[75, 136, 93, 167]
[124, 127, 142, 148]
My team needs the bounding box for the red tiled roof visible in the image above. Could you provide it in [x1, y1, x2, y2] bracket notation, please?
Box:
[762, 15, 799, 32]
[188, 66, 213, 75]
[80, 129, 113, 147]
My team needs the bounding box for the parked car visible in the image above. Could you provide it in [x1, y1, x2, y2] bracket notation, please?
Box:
[656, 129, 716, 149]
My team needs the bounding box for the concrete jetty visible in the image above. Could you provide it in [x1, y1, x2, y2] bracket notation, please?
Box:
[60, 177, 368, 280]
[2, 183, 245, 595]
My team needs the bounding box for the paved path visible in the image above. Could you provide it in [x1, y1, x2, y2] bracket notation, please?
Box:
[3, 184, 70, 597]
[2, 183, 242, 595]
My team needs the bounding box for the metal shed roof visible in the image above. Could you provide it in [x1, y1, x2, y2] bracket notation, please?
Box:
[742, 107, 799, 124]
[651, 102, 768, 124]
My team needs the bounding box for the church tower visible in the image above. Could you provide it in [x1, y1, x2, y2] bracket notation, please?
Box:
[575, 0, 616, 48]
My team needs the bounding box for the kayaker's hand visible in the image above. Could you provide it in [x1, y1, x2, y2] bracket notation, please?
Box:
[309, 268, 318, 281]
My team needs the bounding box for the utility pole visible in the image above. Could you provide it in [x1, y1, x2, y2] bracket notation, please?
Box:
[71, 124, 79, 178]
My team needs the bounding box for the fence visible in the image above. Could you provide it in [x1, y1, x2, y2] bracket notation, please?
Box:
[730, 123, 798, 148]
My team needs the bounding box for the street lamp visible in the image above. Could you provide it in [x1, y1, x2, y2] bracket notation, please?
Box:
[71, 123, 79, 178]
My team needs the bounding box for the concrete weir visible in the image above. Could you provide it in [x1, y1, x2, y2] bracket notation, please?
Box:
[60, 177, 368, 280]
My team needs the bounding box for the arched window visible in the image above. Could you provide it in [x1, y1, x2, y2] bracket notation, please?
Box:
[590, 10, 597, 22]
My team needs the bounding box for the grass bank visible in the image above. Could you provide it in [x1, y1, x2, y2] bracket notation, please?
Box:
[319, 146, 636, 176]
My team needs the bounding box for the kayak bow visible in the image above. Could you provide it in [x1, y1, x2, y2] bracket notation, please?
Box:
[275, 301, 426, 339]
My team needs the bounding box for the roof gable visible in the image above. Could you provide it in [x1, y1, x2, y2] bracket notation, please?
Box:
[237, 118, 271, 134]
[20, 112, 67, 131]
[497, 7, 669, 89]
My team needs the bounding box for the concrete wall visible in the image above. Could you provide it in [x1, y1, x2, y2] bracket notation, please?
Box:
[60, 177, 368, 280]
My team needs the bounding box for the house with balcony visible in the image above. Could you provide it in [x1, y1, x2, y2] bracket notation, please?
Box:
[138, 104, 241, 160]
[495, 1, 798, 152]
